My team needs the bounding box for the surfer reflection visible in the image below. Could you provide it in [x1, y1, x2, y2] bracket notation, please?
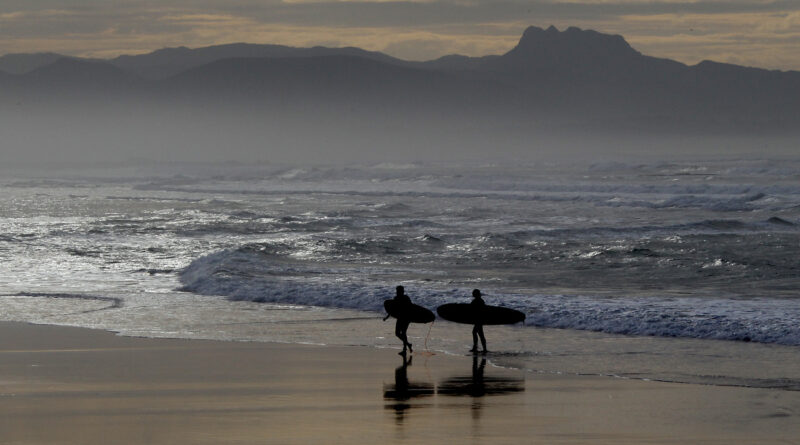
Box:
[383, 353, 434, 424]
[384, 354, 412, 400]
[438, 355, 524, 398]
[470, 289, 487, 353]
[383, 285, 414, 354]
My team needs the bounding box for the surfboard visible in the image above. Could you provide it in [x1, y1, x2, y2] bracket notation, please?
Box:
[384, 299, 435, 323]
[436, 303, 525, 325]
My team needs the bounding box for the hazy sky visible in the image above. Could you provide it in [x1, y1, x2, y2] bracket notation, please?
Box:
[1, 0, 800, 70]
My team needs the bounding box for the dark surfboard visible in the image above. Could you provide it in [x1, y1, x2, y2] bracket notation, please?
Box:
[384, 299, 435, 323]
[436, 303, 525, 325]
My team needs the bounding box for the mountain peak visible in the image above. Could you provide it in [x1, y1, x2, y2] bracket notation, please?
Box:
[511, 25, 640, 60]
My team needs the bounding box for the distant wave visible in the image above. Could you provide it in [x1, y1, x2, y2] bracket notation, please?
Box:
[165, 217, 795, 269]
[179, 248, 800, 346]
[29, 210, 796, 243]
[526, 218, 798, 238]
[135, 186, 789, 212]
[125, 169, 800, 213]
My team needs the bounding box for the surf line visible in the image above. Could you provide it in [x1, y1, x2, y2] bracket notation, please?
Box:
[3, 292, 124, 315]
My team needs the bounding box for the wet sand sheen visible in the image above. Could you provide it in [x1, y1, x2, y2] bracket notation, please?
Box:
[0, 322, 797, 444]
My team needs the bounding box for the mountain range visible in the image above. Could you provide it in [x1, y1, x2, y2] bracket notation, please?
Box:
[2, 25, 798, 163]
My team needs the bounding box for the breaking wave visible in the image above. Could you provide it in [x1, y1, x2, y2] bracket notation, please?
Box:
[179, 248, 800, 346]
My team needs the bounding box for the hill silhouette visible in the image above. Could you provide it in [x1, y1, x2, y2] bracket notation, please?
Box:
[1, 25, 798, 164]
[111, 43, 406, 80]
[25, 58, 135, 87]
[0, 52, 67, 75]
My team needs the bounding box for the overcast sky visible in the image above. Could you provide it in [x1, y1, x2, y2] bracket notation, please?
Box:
[1, 0, 799, 70]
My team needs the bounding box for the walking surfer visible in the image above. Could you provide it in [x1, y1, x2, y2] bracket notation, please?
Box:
[437, 289, 524, 353]
[470, 289, 487, 353]
[384, 285, 414, 354]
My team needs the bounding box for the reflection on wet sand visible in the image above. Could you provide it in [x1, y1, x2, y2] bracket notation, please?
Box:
[383, 354, 435, 424]
[438, 355, 525, 422]
[383, 353, 525, 424]
[438, 355, 525, 398]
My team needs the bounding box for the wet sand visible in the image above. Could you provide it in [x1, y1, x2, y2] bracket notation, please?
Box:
[0, 321, 798, 444]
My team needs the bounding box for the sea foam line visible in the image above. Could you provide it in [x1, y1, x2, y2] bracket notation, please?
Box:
[179, 249, 800, 346]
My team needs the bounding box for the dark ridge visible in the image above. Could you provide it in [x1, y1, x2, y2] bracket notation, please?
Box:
[2, 24, 800, 142]
[0, 52, 66, 74]
[25, 57, 138, 86]
[111, 42, 407, 79]
[165, 54, 445, 88]
[157, 54, 517, 113]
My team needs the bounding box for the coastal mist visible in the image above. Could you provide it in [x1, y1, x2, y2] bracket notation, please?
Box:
[4, 9, 800, 443]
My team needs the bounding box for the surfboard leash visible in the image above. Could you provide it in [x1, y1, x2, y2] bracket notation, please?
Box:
[421, 319, 435, 355]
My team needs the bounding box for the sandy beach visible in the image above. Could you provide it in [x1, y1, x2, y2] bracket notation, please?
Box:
[0, 321, 797, 444]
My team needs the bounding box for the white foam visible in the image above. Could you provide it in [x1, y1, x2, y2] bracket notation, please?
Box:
[180, 249, 800, 346]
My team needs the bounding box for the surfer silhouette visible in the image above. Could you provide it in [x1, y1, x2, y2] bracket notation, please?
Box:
[383, 285, 414, 354]
[470, 289, 487, 353]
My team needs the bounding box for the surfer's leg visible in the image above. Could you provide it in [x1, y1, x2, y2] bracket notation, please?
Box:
[402, 320, 412, 352]
[397, 320, 411, 352]
[401, 335, 412, 353]
[471, 325, 479, 352]
[477, 325, 487, 352]
[395, 321, 405, 350]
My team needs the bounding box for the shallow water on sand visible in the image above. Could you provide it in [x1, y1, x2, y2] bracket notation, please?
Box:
[1, 160, 799, 390]
[2, 291, 798, 391]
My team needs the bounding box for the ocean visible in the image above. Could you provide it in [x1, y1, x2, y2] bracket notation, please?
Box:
[1, 159, 799, 390]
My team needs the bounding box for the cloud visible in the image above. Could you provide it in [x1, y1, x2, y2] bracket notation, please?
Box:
[0, 11, 26, 20]
[608, 10, 800, 68]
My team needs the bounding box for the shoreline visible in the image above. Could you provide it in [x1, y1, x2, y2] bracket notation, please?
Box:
[6, 290, 799, 392]
[1, 321, 799, 444]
